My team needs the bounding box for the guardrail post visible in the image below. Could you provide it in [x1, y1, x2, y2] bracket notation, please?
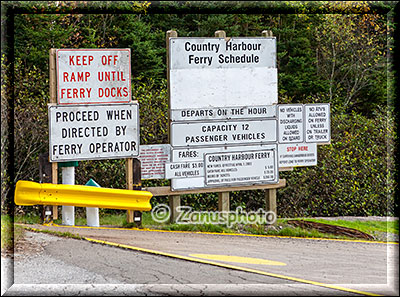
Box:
[127, 158, 143, 227]
[133, 158, 142, 227]
[85, 178, 100, 227]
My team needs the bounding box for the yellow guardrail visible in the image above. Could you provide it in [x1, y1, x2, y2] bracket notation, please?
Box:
[14, 181, 152, 211]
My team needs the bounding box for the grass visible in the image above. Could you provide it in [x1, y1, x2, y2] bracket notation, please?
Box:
[10, 211, 399, 242]
[1, 215, 25, 252]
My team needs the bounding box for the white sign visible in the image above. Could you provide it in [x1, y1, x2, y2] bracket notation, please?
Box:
[305, 103, 331, 143]
[49, 103, 139, 161]
[171, 144, 277, 190]
[171, 105, 276, 122]
[170, 119, 277, 147]
[138, 144, 170, 179]
[278, 143, 317, 167]
[278, 104, 304, 143]
[170, 38, 276, 69]
[205, 148, 278, 187]
[57, 49, 131, 105]
[169, 37, 277, 110]
[165, 161, 204, 179]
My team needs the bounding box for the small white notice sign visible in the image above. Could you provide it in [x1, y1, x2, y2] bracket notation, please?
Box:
[278, 143, 317, 167]
[138, 144, 171, 179]
[204, 148, 278, 187]
[165, 161, 204, 179]
[278, 104, 304, 143]
[57, 49, 131, 105]
[305, 103, 330, 143]
[49, 103, 139, 161]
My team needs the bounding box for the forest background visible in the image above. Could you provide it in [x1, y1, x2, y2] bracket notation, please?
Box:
[1, 1, 398, 218]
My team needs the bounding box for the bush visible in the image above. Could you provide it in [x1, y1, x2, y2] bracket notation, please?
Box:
[7, 58, 396, 218]
[276, 107, 396, 217]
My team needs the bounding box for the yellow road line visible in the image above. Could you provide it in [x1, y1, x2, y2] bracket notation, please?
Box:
[44, 223, 398, 245]
[21, 225, 383, 296]
[84, 237, 382, 296]
[189, 254, 287, 266]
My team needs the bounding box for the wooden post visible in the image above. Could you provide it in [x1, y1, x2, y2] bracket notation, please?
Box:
[262, 30, 273, 37]
[262, 30, 278, 221]
[218, 192, 230, 213]
[166, 30, 181, 223]
[126, 158, 134, 223]
[49, 48, 58, 220]
[265, 189, 277, 218]
[169, 195, 181, 224]
[214, 30, 231, 213]
[39, 153, 53, 222]
[215, 30, 226, 39]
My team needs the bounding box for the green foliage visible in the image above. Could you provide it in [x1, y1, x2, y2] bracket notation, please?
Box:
[13, 59, 49, 184]
[277, 107, 396, 217]
[3, 2, 395, 218]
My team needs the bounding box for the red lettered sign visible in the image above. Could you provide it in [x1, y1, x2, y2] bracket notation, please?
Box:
[56, 49, 131, 105]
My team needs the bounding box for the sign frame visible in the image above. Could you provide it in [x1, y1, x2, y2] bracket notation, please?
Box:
[49, 102, 140, 162]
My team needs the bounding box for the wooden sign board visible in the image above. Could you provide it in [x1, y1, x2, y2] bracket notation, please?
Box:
[49, 103, 139, 161]
[56, 49, 131, 105]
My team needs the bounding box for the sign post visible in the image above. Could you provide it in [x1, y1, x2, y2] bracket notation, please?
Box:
[166, 29, 280, 220]
[50, 47, 139, 226]
[61, 166, 75, 226]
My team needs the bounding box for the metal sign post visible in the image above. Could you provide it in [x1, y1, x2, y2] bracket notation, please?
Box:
[61, 166, 75, 226]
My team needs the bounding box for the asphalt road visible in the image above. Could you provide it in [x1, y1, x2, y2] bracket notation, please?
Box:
[2, 224, 399, 296]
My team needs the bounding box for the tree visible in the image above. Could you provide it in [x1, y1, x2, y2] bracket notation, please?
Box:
[315, 12, 388, 114]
